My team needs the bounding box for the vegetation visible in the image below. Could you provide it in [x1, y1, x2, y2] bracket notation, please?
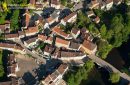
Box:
[76, 11, 90, 28]
[6, 0, 27, 4]
[2, 2, 8, 12]
[0, 50, 4, 78]
[109, 73, 120, 83]
[65, 60, 94, 85]
[90, 4, 130, 59]
[10, 10, 19, 31]
[0, 11, 7, 24]
[60, 0, 67, 6]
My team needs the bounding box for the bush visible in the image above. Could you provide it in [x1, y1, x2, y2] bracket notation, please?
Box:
[109, 73, 120, 83]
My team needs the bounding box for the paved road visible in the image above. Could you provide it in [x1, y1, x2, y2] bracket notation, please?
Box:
[89, 54, 130, 82]
[14, 39, 46, 64]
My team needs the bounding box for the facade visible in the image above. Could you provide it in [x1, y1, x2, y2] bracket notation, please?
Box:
[0, 42, 25, 54]
[41, 64, 68, 85]
[88, 0, 100, 9]
[5, 33, 19, 41]
[55, 37, 70, 48]
[7, 54, 19, 77]
[52, 26, 71, 39]
[71, 28, 80, 39]
[51, 0, 61, 9]
[0, 21, 10, 33]
[24, 26, 39, 36]
[79, 40, 97, 55]
[61, 12, 77, 26]
[23, 35, 38, 48]
[105, 0, 113, 10]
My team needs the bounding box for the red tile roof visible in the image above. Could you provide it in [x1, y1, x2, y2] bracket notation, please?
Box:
[63, 12, 77, 22]
[51, 0, 60, 5]
[5, 33, 19, 38]
[57, 64, 68, 74]
[46, 17, 54, 23]
[30, 0, 36, 5]
[52, 26, 69, 38]
[71, 28, 79, 35]
[25, 26, 39, 34]
[38, 34, 47, 41]
[82, 40, 96, 51]
[55, 37, 70, 46]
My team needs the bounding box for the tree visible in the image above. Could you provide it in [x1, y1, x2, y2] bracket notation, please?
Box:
[0, 51, 4, 78]
[109, 73, 120, 83]
[77, 12, 90, 28]
[100, 24, 107, 39]
[10, 10, 19, 31]
[0, 12, 7, 24]
[97, 40, 112, 59]
[60, 0, 67, 6]
[66, 60, 94, 85]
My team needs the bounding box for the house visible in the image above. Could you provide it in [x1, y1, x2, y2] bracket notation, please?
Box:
[22, 10, 31, 29]
[35, 4, 43, 10]
[45, 16, 56, 27]
[29, 0, 36, 5]
[79, 28, 92, 42]
[61, 12, 77, 26]
[71, 28, 80, 39]
[7, 54, 19, 77]
[113, 0, 122, 5]
[86, 10, 95, 18]
[38, 34, 48, 41]
[36, 0, 49, 7]
[79, 40, 97, 55]
[41, 64, 68, 85]
[0, 42, 25, 54]
[23, 35, 38, 47]
[42, 44, 55, 56]
[100, 1, 106, 10]
[55, 37, 70, 48]
[69, 40, 80, 50]
[51, 47, 61, 58]
[88, 0, 100, 9]
[0, 21, 10, 33]
[45, 36, 54, 44]
[93, 16, 100, 23]
[52, 26, 71, 39]
[73, 1, 83, 11]
[5, 33, 19, 40]
[24, 26, 39, 36]
[104, 0, 113, 10]
[51, 0, 61, 9]
[18, 31, 25, 38]
[71, 0, 81, 3]
[51, 10, 60, 22]
[58, 50, 86, 60]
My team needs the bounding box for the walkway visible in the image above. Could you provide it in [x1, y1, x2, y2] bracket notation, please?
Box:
[89, 54, 130, 82]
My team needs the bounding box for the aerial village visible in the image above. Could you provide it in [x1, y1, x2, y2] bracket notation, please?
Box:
[0, 0, 124, 85]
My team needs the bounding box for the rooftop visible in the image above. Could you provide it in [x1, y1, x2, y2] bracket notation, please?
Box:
[82, 40, 96, 50]
[55, 37, 70, 46]
[52, 26, 69, 38]
[63, 12, 77, 22]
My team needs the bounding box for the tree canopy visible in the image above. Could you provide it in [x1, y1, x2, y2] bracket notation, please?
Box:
[0, 51, 4, 78]
[109, 73, 120, 83]
[65, 60, 94, 85]
[10, 10, 19, 31]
